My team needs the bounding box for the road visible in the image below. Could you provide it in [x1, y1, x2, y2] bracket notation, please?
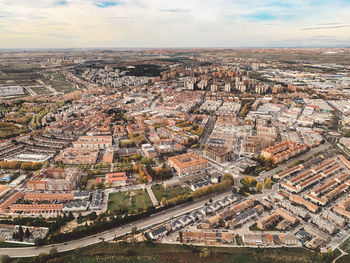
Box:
[0, 190, 233, 258]
[326, 100, 342, 132]
[200, 116, 216, 145]
[24, 86, 37, 96]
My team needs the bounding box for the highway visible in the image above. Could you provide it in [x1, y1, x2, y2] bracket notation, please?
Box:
[0, 190, 233, 258]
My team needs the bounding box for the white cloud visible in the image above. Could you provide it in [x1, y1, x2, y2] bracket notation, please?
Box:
[0, 0, 349, 48]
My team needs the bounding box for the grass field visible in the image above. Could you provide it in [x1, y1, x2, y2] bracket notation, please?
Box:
[336, 255, 350, 263]
[151, 184, 192, 202]
[31, 86, 51, 95]
[340, 237, 350, 253]
[0, 242, 33, 248]
[14, 242, 340, 263]
[107, 189, 153, 213]
[42, 72, 77, 94]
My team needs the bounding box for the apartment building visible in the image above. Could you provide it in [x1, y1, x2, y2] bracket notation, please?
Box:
[241, 136, 275, 154]
[10, 204, 63, 213]
[73, 135, 112, 150]
[27, 168, 81, 191]
[203, 145, 233, 163]
[55, 147, 99, 165]
[103, 147, 115, 164]
[289, 194, 319, 213]
[168, 153, 208, 176]
[333, 197, 350, 220]
[23, 193, 74, 202]
[141, 144, 158, 158]
[260, 141, 307, 164]
[0, 191, 23, 212]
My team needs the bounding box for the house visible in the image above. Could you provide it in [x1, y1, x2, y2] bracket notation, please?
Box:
[200, 206, 213, 216]
[149, 226, 168, 240]
[170, 219, 183, 231]
[189, 211, 201, 221]
[209, 201, 222, 212]
[179, 215, 193, 226]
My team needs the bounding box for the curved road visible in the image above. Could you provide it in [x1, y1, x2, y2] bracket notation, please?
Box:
[0, 190, 232, 258]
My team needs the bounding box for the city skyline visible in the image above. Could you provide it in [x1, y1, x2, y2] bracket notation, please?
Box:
[0, 0, 350, 48]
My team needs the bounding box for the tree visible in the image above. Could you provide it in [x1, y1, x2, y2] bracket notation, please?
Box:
[140, 157, 154, 166]
[68, 211, 75, 221]
[97, 182, 105, 189]
[161, 197, 167, 206]
[222, 173, 233, 183]
[18, 225, 24, 241]
[24, 228, 31, 239]
[256, 182, 262, 192]
[49, 247, 58, 256]
[200, 248, 211, 258]
[34, 238, 46, 246]
[31, 162, 43, 170]
[131, 226, 138, 235]
[242, 176, 256, 187]
[0, 255, 10, 263]
[264, 177, 272, 189]
[43, 161, 50, 168]
[218, 218, 225, 227]
[37, 253, 49, 263]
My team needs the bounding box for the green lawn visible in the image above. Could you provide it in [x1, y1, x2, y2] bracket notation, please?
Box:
[0, 242, 33, 248]
[340, 237, 350, 253]
[151, 184, 192, 202]
[31, 86, 51, 95]
[108, 190, 153, 214]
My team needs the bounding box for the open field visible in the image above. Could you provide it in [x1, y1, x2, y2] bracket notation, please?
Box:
[42, 72, 77, 93]
[207, 49, 350, 66]
[30, 86, 50, 95]
[336, 255, 350, 263]
[340, 237, 350, 253]
[151, 184, 192, 202]
[0, 70, 41, 86]
[11, 242, 340, 263]
[107, 189, 153, 213]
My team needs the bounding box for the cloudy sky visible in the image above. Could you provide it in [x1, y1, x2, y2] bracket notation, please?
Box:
[0, 0, 349, 48]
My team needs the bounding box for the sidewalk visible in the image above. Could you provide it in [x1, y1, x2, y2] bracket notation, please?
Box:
[146, 186, 158, 207]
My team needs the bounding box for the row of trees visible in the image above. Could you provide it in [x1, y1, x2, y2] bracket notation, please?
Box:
[0, 161, 42, 170]
[239, 101, 253, 117]
[0, 121, 28, 139]
[43, 207, 157, 245]
[241, 176, 257, 187]
[240, 176, 272, 193]
[12, 225, 31, 241]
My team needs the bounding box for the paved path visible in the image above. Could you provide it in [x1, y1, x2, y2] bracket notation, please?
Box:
[332, 248, 348, 263]
[146, 186, 158, 207]
[24, 86, 37, 96]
